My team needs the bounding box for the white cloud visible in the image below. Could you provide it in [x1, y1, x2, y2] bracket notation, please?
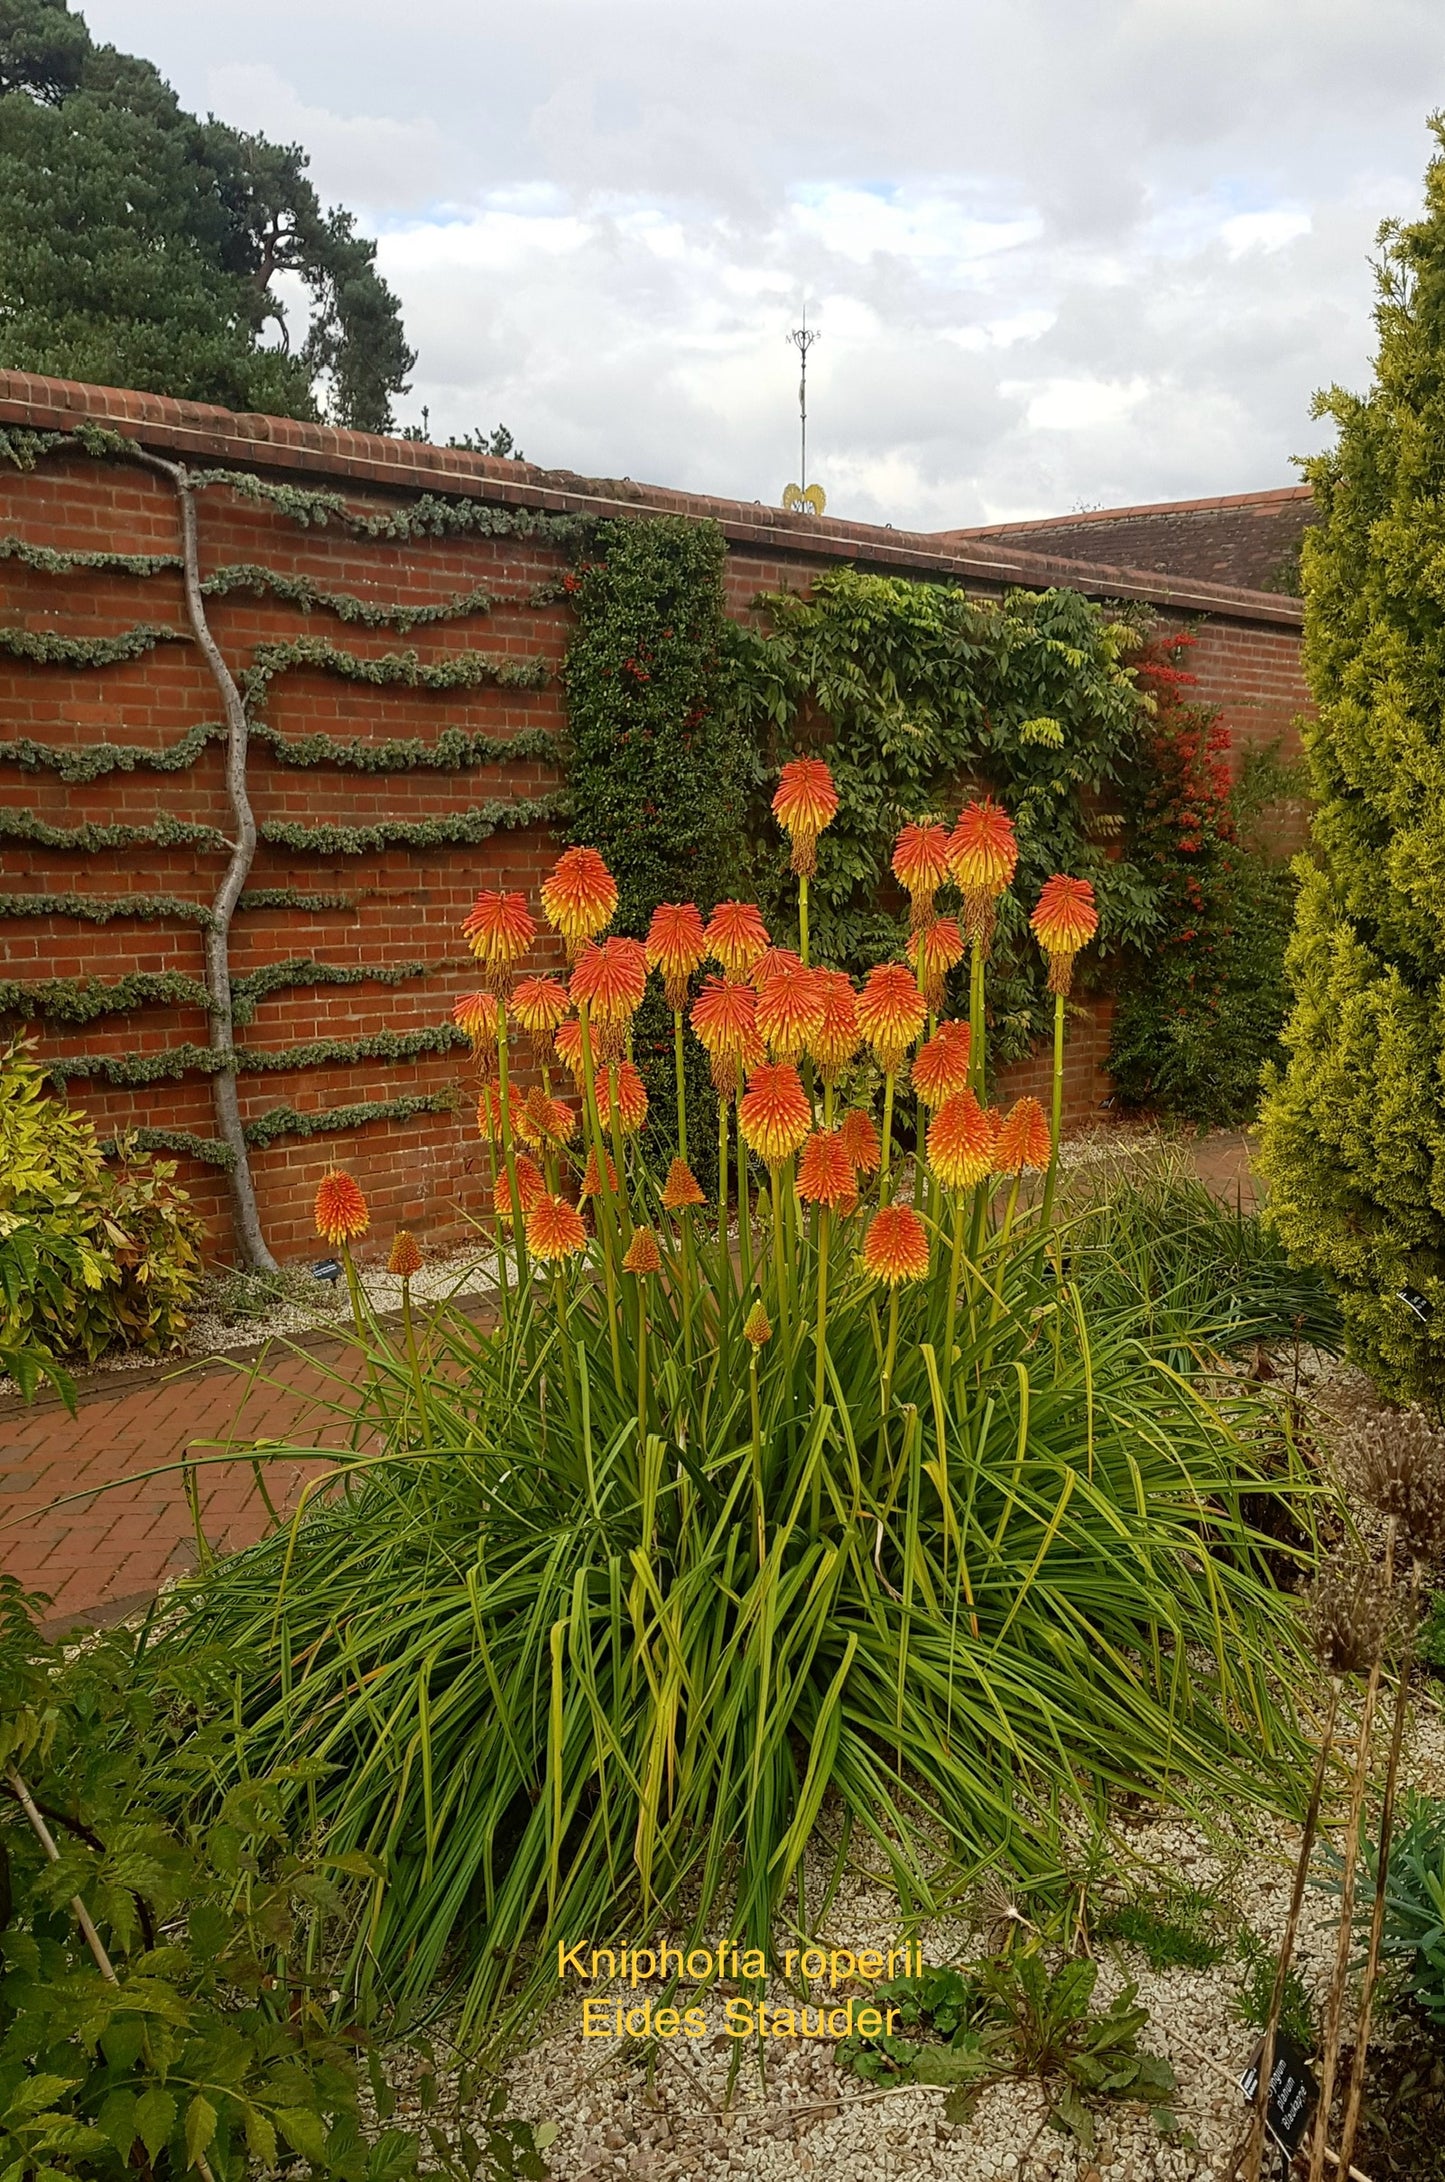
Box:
[1018, 378, 1150, 432]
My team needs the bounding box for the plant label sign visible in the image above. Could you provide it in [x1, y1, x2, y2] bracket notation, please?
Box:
[1399, 1285, 1433, 1324]
[1239, 2029, 1317, 2166]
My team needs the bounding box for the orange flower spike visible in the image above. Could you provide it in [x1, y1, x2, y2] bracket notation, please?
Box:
[838, 1106, 882, 1176]
[580, 1146, 619, 1199]
[808, 969, 861, 1082]
[315, 1169, 369, 1246]
[772, 756, 839, 877]
[755, 961, 827, 1060]
[795, 1128, 856, 1209]
[737, 1062, 812, 1166]
[1030, 875, 1099, 995]
[622, 1225, 663, 1276]
[597, 1059, 649, 1136]
[452, 990, 501, 1048]
[743, 1298, 773, 1347]
[861, 1203, 930, 1286]
[994, 1096, 1053, 1174]
[540, 846, 617, 956]
[461, 889, 535, 980]
[646, 902, 707, 1011]
[661, 1157, 706, 1211]
[927, 1090, 998, 1192]
[690, 975, 763, 1094]
[476, 1081, 523, 1145]
[892, 821, 952, 924]
[570, 936, 648, 1025]
[493, 1153, 547, 1221]
[912, 1020, 973, 1109]
[907, 915, 965, 1012]
[387, 1229, 424, 1279]
[704, 900, 770, 978]
[857, 963, 928, 1070]
[750, 946, 804, 991]
[526, 1193, 588, 1261]
[553, 1017, 586, 1082]
[949, 798, 1019, 951]
[510, 976, 570, 1039]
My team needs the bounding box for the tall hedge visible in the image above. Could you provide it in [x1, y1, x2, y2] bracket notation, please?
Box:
[1259, 119, 1445, 1399]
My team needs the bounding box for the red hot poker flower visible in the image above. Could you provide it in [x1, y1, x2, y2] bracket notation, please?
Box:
[949, 798, 1018, 952]
[387, 1229, 424, 1279]
[579, 1146, 619, 1199]
[755, 961, 827, 1060]
[795, 1128, 856, 1209]
[597, 1060, 649, 1136]
[452, 990, 500, 1049]
[461, 890, 535, 989]
[861, 1204, 930, 1285]
[737, 1062, 812, 1165]
[892, 822, 952, 925]
[553, 1017, 585, 1082]
[704, 900, 770, 978]
[927, 1091, 997, 1192]
[912, 1020, 972, 1108]
[315, 1169, 369, 1246]
[772, 757, 839, 876]
[493, 1153, 547, 1222]
[838, 1106, 882, 1176]
[994, 1096, 1053, 1174]
[907, 915, 965, 1012]
[622, 1226, 663, 1275]
[527, 1193, 588, 1261]
[646, 902, 707, 1010]
[476, 1081, 524, 1145]
[750, 945, 804, 991]
[857, 963, 928, 1070]
[1030, 875, 1099, 995]
[661, 1157, 706, 1210]
[520, 1085, 577, 1145]
[691, 975, 764, 1096]
[541, 846, 617, 956]
[743, 1299, 772, 1347]
[807, 970, 861, 1083]
[570, 936, 648, 1024]
[510, 976, 570, 1040]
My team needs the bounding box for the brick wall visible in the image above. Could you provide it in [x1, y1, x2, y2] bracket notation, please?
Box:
[0, 372, 1309, 1262]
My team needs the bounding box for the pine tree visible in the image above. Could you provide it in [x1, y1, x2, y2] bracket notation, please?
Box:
[1259, 116, 1445, 1398]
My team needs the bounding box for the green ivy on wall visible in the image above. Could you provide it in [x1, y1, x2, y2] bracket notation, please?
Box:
[44, 1020, 469, 1088]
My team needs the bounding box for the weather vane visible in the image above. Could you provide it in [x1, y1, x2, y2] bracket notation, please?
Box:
[782, 307, 825, 516]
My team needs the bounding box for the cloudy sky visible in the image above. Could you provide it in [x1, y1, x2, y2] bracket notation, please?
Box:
[82, 1, 1445, 528]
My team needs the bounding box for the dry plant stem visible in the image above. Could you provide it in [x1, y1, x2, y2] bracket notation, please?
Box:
[6, 1763, 118, 1984]
[1244, 1674, 1342, 2182]
[1309, 1540, 1395, 2182]
[1338, 1548, 1423, 2177]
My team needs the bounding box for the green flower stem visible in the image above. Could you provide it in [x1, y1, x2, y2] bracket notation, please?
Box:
[672, 1011, 689, 1160]
[1039, 989, 1066, 1231]
[494, 1016, 530, 1293]
[576, 1001, 624, 1395]
[944, 1193, 966, 1373]
[880, 1285, 901, 1418]
[635, 1279, 649, 1458]
[482, 1124, 509, 1320]
[798, 873, 810, 966]
[605, 1065, 635, 1244]
[770, 1165, 788, 1347]
[969, 939, 986, 1094]
[737, 1126, 753, 1293]
[814, 1206, 831, 1411]
[401, 1278, 432, 1449]
[880, 1070, 897, 1200]
[748, 1349, 765, 1567]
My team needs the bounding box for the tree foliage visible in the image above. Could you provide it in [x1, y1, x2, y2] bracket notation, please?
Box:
[1259, 116, 1445, 1398]
[0, 0, 413, 427]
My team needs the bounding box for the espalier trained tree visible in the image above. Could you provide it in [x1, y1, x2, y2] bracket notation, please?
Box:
[1259, 117, 1445, 1400]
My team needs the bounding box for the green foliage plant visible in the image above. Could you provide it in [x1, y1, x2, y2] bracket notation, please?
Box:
[0, 1041, 202, 1362]
[1258, 118, 1445, 1400]
[153, 773, 1321, 2061]
[1347, 1793, 1445, 2027]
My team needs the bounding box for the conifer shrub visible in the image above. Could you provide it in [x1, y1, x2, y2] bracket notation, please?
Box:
[1259, 118, 1445, 1399]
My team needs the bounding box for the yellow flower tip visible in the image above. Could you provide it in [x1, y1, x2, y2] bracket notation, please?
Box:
[911, 1020, 973, 1108]
[795, 1127, 856, 1209]
[540, 846, 618, 950]
[623, 1225, 663, 1276]
[743, 1299, 773, 1347]
[1030, 875, 1099, 993]
[772, 756, 840, 876]
[837, 1106, 882, 1176]
[861, 1203, 930, 1285]
[755, 961, 828, 1060]
[927, 1090, 998, 1192]
[598, 1059, 649, 1135]
[570, 936, 648, 1024]
[314, 1169, 369, 1246]
[995, 1096, 1053, 1174]
[703, 900, 771, 977]
[526, 1192, 588, 1261]
[386, 1229, 424, 1279]
[737, 1062, 812, 1166]
[646, 902, 708, 1009]
[857, 962, 928, 1070]
[661, 1157, 706, 1210]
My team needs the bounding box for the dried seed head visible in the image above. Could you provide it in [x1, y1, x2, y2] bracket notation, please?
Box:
[1306, 1552, 1391, 1678]
[1349, 1406, 1445, 1562]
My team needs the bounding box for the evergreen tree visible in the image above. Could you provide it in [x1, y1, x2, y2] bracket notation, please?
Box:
[1259, 116, 1445, 1399]
[0, 0, 414, 429]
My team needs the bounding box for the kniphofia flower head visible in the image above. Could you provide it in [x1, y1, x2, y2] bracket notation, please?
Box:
[541, 846, 617, 957]
[553, 1017, 585, 1082]
[510, 976, 570, 1045]
[912, 1020, 973, 1108]
[949, 798, 1018, 952]
[527, 1193, 587, 1261]
[315, 1169, 369, 1247]
[691, 975, 764, 1096]
[597, 1058, 649, 1135]
[838, 1106, 882, 1176]
[387, 1229, 424, 1279]
[907, 915, 965, 1012]
[755, 960, 827, 1060]
[452, 990, 501, 1051]
[891, 821, 951, 926]
[807, 969, 862, 1083]
[622, 1226, 662, 1276]
[750, 946, 804, 990]
[928, 1090, 997, 1192]
[743, 1299, 773, 1347]
[493, 1153, 546, 1222]
[795, 1128, 856, 1209]
[570, 936, 648, 1025]
[857, 962, 928, 1071]
[994, 1096, 1052, 1174]
[476, 1080, 525, 1145]
[661, 1157, 706, 1210]
[461, 889, 535, 989]
[704, 900, 770, 978]
[646, 902, 708, 1011]
[580, 1146, 618, 1199]
[861, 1204, 930, 1286]
[518, 1085, 578, 1148]
[1031, 875, 1099, 995]
[737, 1062, 812, 1165]
[772, 756, 839, 877]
